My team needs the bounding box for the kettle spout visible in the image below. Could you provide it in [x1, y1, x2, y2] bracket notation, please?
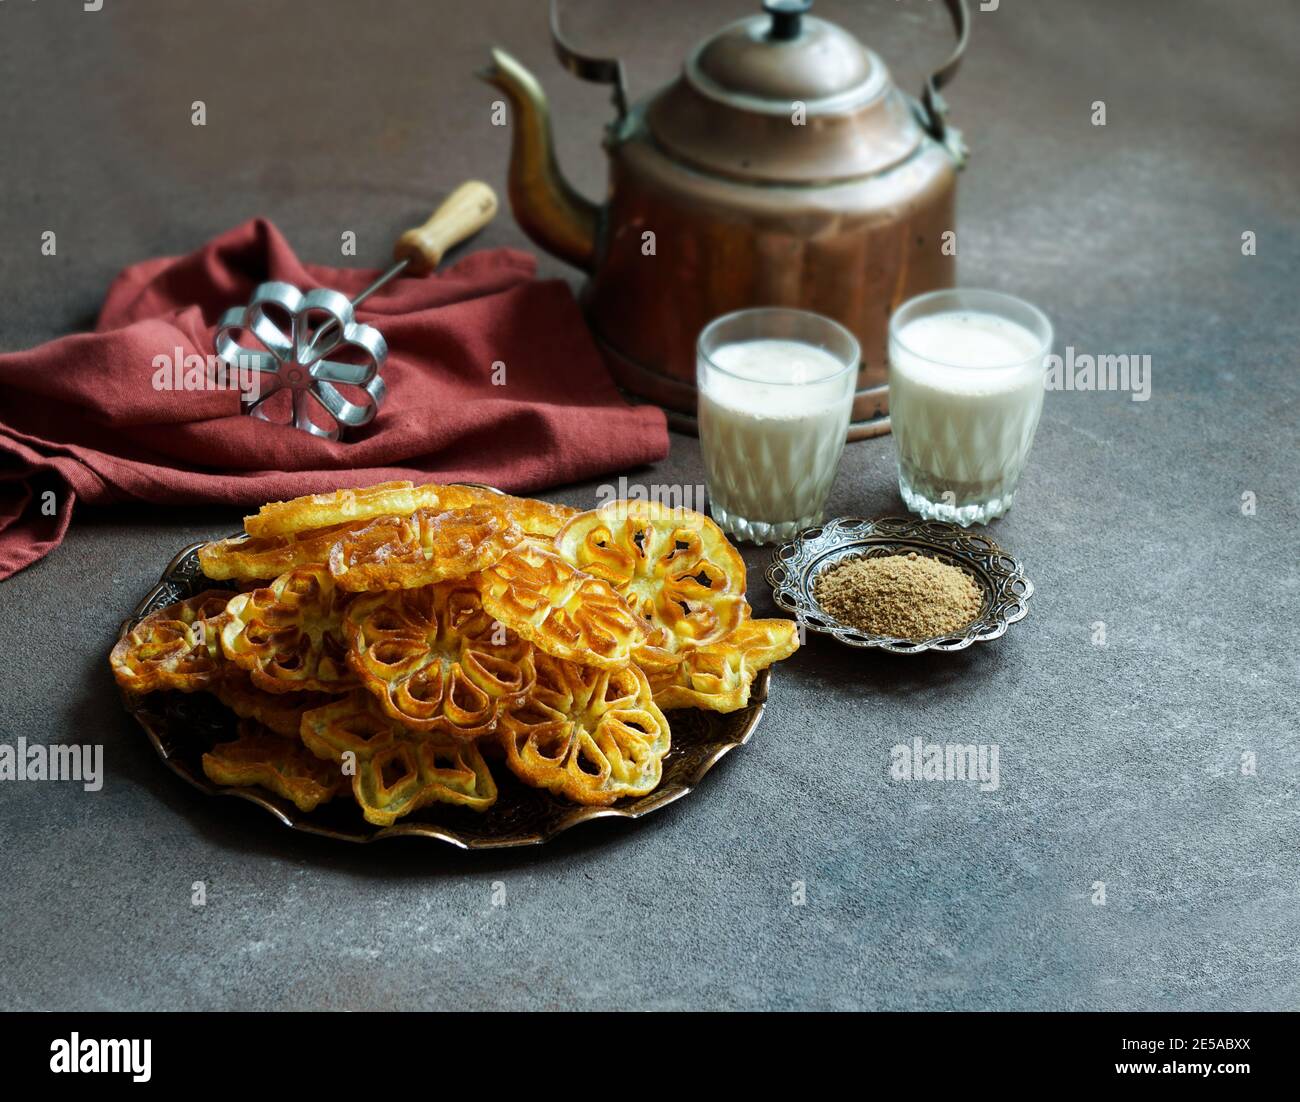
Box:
[479, 48, 598, 273]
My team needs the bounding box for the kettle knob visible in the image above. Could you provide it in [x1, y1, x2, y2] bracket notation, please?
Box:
[763, 0, 813, 41]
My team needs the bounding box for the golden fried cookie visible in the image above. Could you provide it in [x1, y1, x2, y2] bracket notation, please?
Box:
[428, 484, 579, 538]
[328, 507, 524, 591]
[300, 694, 497, 825]
[110, 591, 232, 694]
[244, 481, 443, 539]
[344, 582, 534, 736]
[201, 505, 525, 587]
[199, 521, 358, 582]
[649, 616, 799, 714]
[210, 671, 332, 738]
[498, 652, 670, 806]
[220, 565, 355, 693]
[474, 540, 645, 670]
[201, 720, 342, 811]
[554, 500, 747, 669]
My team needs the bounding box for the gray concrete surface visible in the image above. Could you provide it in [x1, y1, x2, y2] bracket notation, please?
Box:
[0, 0, 1297, 1011]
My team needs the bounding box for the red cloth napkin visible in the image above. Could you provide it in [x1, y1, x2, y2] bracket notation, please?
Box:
[0, 219, 668, 579]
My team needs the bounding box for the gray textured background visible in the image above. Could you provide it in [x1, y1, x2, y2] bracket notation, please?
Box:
[1, 0, 1297, 1011]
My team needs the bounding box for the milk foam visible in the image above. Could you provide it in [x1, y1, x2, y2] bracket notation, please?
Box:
[891, 311, 1043, 397]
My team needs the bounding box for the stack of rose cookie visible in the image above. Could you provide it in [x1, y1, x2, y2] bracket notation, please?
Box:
[109, 482, 798, 826]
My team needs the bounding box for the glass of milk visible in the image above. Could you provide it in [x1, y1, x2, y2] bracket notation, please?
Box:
[697, 308, 858, 544]
[889, 289, 1053, 526]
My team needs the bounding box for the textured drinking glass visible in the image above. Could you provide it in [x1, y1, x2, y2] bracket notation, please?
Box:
[697, 308, 858, 545]
[888, 289, 1053, 526]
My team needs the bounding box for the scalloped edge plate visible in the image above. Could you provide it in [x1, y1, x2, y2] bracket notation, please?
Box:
[117, 524, 771, 850]
[765, 515, 1033, 655]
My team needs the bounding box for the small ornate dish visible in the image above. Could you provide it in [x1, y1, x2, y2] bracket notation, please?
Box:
[765, 516, 1033, 654]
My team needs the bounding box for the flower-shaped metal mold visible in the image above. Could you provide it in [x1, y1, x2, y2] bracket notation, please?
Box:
[215, 281, 387, 440]
[765, 516, 1033, 655]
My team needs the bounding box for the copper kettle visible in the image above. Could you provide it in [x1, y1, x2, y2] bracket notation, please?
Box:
[482, 0, 969, 439]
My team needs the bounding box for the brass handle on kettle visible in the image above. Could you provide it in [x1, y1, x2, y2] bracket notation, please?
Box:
[761, 0, 969, 162]
[919, 0, 971, 165]
[550, 0, 629, 122]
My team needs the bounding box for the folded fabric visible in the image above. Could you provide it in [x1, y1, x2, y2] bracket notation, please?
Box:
[0, 219, 668, 579]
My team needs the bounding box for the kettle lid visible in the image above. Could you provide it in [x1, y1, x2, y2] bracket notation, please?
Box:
[646, 0, 922, 184]
[691, 1, 884, 112]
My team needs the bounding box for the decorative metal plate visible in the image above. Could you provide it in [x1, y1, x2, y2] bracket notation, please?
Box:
[765, 516, 1032, 655]
[117, 542, 769, 850]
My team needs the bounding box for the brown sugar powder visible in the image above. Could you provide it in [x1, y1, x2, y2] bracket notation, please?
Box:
[813, 551, 982, 639]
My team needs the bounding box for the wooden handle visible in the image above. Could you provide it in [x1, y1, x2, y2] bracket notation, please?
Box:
[393, 181, 499, 276]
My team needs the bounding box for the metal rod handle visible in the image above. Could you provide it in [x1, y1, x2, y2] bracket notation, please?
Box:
[308, 182, 499, 356]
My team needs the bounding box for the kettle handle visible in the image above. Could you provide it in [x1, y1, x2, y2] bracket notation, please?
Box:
[548, 0, 968, 159]
[550, 0, 630, 122]
[918, 0, 970, 164]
